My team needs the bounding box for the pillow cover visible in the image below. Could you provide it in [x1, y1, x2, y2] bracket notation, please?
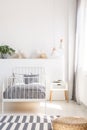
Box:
[12, 73, 24, 85]
[24, 74, 39, 84]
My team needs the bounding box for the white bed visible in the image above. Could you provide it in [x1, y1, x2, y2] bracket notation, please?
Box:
[2, 66, 46, 113]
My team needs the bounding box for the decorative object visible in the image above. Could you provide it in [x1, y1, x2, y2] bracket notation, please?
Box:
[59, 39, 63, 49]
[50, 38, 64, 58]
[12, 50, 26, 59]
[37, 51, 47, 59]
[52, 117, 87, 130]
[51, 47, 59, 58]
[58, 38, 64, 57]
[0, 45, 15, 59]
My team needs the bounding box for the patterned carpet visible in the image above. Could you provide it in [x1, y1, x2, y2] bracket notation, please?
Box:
[0, 115, 59, 130]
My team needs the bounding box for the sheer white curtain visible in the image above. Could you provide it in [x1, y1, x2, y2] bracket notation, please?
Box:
[73, 0, 87, 103]
[82, 1, 87, 71]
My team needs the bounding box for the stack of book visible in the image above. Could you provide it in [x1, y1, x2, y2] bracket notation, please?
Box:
[52, 80, 65, 89]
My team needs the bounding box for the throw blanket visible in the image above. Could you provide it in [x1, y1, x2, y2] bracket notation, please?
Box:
[0, 115, 58, 130]
[3, 83, 45, 99]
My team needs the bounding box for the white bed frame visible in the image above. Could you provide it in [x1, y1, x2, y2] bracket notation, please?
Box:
[2, 66, 46, 114]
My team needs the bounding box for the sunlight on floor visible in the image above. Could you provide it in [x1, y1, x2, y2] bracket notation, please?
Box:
[40, 102, 63, 110]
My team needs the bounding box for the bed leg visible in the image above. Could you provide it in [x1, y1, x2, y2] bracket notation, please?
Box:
[2, 101, 4, 114]
[2, 82, 4, 114]
[45, 100, 46, 115]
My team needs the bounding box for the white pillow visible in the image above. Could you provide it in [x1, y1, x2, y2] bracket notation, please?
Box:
[13, 73, 24, 85]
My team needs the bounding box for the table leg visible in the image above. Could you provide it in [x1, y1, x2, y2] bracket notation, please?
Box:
[49, 90, 53, 101]
[64, 90, 69, 102]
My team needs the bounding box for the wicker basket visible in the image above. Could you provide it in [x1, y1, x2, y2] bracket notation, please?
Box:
[52, 117, 87, 130]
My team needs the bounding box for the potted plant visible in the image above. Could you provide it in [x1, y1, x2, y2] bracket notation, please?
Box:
[0, 45, 15, 59]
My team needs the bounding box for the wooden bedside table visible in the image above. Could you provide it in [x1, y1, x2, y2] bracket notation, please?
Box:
[49, 81, 69, 102]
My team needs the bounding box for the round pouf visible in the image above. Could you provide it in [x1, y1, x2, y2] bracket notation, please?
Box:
[52, 117, 87, 130]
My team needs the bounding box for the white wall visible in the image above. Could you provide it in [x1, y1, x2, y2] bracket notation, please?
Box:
[0, 0, 77, 99]
[0, 0, 68, 57]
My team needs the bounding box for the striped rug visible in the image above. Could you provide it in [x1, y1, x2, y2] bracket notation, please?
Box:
[0, 115, 59, 130]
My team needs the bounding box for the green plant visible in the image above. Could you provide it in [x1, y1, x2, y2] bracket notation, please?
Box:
[0, 45, 15, 58]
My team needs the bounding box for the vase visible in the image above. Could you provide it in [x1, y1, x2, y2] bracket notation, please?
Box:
[0, 54, 8, 59]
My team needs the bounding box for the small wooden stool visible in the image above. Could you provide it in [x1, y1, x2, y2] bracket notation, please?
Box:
[52, 117, 87, 130]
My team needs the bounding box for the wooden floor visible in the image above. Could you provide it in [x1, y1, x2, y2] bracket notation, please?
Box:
[0, 101, 87, 118]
